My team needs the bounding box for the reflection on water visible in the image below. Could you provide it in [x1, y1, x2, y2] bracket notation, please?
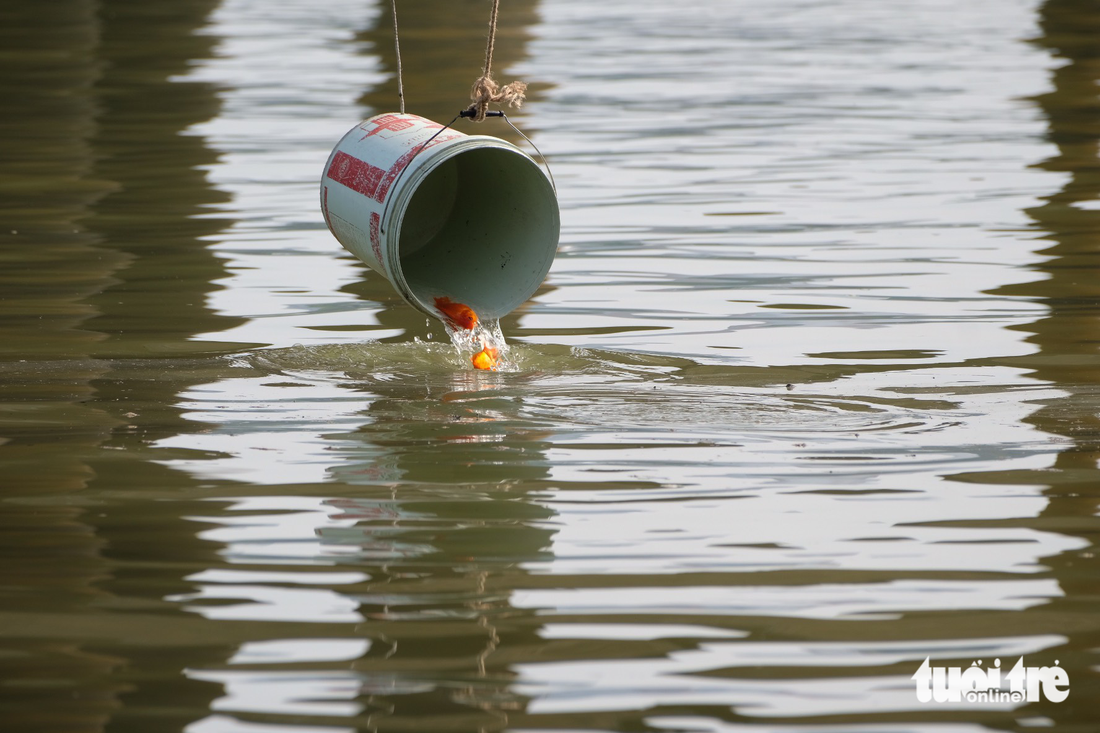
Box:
[2, 0, 1100, 731]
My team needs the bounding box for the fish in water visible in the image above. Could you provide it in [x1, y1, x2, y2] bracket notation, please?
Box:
[471, 344, 499, 371]
[434, 296, 478, 330]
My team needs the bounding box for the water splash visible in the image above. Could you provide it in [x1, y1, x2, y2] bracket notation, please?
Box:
[442, 318, 513, 372]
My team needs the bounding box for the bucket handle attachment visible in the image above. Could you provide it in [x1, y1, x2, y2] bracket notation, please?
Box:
[379, 112, 556, 235]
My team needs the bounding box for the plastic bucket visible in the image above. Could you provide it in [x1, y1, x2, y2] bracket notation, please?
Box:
[320, 113, 559, 322]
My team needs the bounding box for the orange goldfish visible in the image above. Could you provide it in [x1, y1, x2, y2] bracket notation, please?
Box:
[471, 345, 499, 371]
[434, 296, 478, 330]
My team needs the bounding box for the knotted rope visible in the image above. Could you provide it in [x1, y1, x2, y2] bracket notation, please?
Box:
[465, 0, 527, 122]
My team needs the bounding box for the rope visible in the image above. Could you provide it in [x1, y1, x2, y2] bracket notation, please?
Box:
[391, 0, 405, 113]
[466, 0, 527, 122]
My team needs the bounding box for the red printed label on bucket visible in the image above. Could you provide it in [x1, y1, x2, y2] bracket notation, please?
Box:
[361, 114, 416, 138]
[369, 212, 382, 266]
[327, 151, 388, 202]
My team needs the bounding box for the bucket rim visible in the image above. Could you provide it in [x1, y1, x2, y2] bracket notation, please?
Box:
[382, 137, 559, 321]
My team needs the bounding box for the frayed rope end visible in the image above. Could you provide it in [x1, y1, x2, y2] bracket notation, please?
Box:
[466, 75, 527, 122]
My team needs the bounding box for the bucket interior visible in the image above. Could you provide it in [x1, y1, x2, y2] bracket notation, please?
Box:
[397, 145, 559, 322]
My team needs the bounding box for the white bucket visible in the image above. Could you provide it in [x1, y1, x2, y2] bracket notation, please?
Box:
[320, 113, 559, 323]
